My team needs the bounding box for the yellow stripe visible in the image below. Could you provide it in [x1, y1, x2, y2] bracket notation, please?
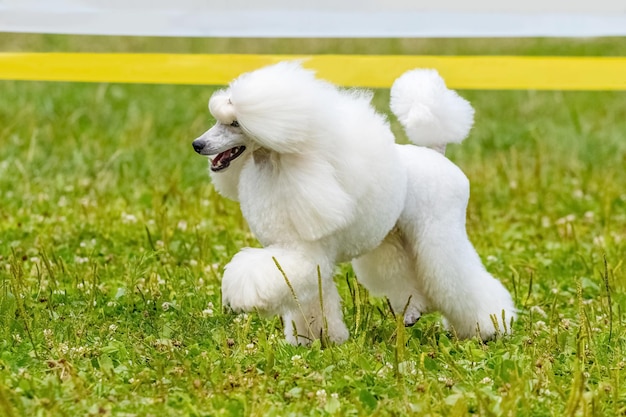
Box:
[0, 53, 625, 90]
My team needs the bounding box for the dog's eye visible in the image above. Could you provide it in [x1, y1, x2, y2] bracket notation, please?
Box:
[230, 121, 240, 128]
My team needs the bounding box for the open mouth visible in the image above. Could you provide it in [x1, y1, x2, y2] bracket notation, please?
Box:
[211, 146, 246, 172]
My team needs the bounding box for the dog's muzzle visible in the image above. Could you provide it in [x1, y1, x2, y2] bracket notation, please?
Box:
[192, 138, 246, 172]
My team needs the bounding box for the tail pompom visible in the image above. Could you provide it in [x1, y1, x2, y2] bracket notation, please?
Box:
[390, 69, 474, 149]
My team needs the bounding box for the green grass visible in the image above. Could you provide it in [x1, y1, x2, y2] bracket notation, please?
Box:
[1, 33, 626, 55]
[1, 34, 625, 416]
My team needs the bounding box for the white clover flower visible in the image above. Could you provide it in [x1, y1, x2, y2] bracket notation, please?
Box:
[75, 256, 89, 264]
[316, 389, 327, 405]
[233, 313, 248, 324]
[438, 377, 454, 387]
[530, 306, 547, 318]
[177, 220, 188, 231]
[556, 214, 576, 225]
[80, 239, 97, 248]
[121, 212, 138, 224]
[204, 263, 221, 273]
[72, 346, 87, 356]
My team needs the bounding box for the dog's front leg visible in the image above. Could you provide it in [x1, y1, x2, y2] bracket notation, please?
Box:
[282, 280, 349, 346]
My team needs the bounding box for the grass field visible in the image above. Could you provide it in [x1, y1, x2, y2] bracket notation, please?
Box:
[1, 34, 625, 416]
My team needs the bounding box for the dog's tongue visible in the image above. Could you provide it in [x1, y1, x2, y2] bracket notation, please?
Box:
[212, 149, 232, 169]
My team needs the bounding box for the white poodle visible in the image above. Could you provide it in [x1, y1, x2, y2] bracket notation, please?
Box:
[192, 62, 516, 345]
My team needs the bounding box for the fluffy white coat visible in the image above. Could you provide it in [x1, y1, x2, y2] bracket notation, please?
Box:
[192, 62, 516, 344]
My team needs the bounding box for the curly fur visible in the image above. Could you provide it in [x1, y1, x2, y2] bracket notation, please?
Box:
[192, 61, 516, 344]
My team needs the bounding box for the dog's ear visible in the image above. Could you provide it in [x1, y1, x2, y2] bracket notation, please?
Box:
[228, 62, 331, 154]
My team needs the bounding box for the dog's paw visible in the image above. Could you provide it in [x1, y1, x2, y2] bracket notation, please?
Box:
[403, 310, 422, 327]
[443, 305, 517, 341]
[220, 247, 304, 316]
[221, 269, 282, 316]
[221, 287, 265, 314]
[387, 292, 428, 327]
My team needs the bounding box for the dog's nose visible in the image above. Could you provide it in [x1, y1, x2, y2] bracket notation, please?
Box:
[192, 139, 204, 154]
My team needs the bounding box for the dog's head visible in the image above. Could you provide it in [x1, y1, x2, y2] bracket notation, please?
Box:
[192, 90, 249, 172]
[193, 62, 333, 171]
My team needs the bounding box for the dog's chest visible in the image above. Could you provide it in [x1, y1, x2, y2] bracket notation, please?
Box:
[237, 163, 300, 245]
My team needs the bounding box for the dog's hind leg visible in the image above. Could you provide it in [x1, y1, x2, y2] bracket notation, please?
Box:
[403, 216, 516, 340]
[398, 149, 516, 340]
[352, 228, 431, 327]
